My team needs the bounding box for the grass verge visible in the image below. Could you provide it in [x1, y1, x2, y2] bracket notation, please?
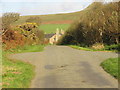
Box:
[101, 58, 119, 79]
[8, 44, 45, 54]
[69, 45, 117, 52]
[2, 44, 45, 88]
[69, 45, 95, 51]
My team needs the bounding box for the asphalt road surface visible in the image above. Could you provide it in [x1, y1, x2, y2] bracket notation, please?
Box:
[10, 45, 118, 88]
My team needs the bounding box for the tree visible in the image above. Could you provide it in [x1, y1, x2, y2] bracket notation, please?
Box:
[2, 12, 20, 34]
[26, 16, 42, 25]
[58, 2, 119, 45]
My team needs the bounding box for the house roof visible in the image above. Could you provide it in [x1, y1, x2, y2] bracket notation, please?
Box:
[45, 34, 55, 38]
[45, 33, 63, 39]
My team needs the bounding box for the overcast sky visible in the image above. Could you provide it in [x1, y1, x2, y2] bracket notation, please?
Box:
[0, 0, 118, 16]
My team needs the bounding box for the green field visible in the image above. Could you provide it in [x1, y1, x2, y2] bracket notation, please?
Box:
[39, 24, 70, 34]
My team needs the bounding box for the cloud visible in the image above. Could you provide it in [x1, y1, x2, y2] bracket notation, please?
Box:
[61, 2, 84, 12]
[1, 0, 119, 2]
[93, 0, 119, 2]
[1, 2, 92, 16]
[1, 0, 93, 2]
[0, 4, 2, 17]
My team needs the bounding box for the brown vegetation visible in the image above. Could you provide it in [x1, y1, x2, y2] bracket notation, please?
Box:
[2, 30, 25, 49]
[2, 13, 20, 34]
[2, 13, 45, 50]
[91, 43, 104, 50]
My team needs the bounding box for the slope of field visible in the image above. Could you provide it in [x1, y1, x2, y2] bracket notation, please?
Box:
[12, 11, 84, 34]
[12, 11, 83, 26]
[12, 2, 105, 34]
[39, 24, 70, 34]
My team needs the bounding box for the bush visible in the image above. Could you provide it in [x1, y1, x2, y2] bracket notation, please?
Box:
[16, 23, 44, 44]
[2, 30, 25, 49]
[33, 29, 44, 44]
[104, 44, 120, 51]
[17, 22, 38, 32]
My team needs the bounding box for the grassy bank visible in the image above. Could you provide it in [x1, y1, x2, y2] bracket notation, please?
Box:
[2, 44, 45, 88]
[9, 44, 45, 54]
[101, 58, 119, 79]
[69, 45, 95, 51]
[2, 53, 35, 88]
[69, 45, 118, 52]
[39, 24, 70, 34]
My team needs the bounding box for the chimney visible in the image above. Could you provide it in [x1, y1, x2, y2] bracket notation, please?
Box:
[61, 29, 64, 34]
[56, 28, 59, 42]
[56, 28, 59, 35]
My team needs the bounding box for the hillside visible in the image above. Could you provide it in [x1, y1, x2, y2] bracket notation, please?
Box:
[12, 10, 86, 34]
[13, 2, 108, 26]
[13, 11, 84, 26]
[12, 2, 119, 35]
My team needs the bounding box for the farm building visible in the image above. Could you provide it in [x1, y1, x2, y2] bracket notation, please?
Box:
[45, 28, 64, 44]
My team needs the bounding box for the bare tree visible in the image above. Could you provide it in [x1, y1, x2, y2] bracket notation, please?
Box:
[2, 12, 20, 34]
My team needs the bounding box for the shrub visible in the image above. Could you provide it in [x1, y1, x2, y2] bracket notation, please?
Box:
[15, 23, 44, 44]
[104, 44, 120, 51]
[2, 30, 25, 49]
[17, 22, 38, 31]
[33, 28, 44, 44]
